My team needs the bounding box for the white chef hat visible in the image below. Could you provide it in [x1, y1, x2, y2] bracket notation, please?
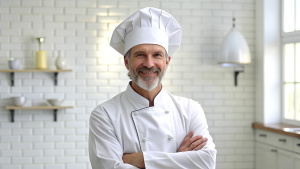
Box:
[110, 7, 182, 56]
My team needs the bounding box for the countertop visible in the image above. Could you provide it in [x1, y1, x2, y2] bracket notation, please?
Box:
[252, 122, 300, 138]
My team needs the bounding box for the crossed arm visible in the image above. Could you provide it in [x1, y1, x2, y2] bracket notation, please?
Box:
[90, 102, 216, 169]
[122, 131, 208, 168]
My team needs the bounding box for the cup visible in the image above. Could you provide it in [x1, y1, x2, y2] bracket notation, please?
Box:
[8, 59, 20, 70]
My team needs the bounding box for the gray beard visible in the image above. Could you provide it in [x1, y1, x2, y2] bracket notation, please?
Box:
[129, 66, 166, 92]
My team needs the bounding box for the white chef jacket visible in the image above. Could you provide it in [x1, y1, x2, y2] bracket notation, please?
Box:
[89, 83, 217, 169]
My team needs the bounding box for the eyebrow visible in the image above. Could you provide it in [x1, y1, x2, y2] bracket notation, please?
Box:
[132, 49, 165, 56]
[132, 50, 144, 55]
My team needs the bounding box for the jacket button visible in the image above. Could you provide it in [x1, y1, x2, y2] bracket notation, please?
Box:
[142, 138, 148, 142]
[168, 135, 173, 140]
[165, 110, 169, 114]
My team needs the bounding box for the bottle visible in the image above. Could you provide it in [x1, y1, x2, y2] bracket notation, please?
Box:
[36, 37, 47, 69]
[55, 51, 66, 70]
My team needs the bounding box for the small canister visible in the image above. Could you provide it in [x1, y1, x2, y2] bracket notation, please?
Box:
[36, 37, 47, 69]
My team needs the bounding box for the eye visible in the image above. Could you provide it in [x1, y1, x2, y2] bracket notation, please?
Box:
[154, 53, 163, 58]
[136, 53, 145, 57]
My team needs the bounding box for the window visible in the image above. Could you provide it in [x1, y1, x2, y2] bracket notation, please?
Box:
[283, 0, 300, 32]
[282, 0, 300, 124]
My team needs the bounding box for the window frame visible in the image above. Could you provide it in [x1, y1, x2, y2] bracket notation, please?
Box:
[281, 0, 300, 125]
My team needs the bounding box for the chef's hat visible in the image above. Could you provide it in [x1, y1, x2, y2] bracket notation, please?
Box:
[110, 7, 182, 56]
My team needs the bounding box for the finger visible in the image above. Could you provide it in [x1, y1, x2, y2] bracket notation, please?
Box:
[193, 142, 207, 151]
[122, 154, 129, 163]
[188, 137, 207, 150]
[181, 131, 194, 145]
[192, 138, 208, 151]
[188, 137, 203, 150]
[181, 131, 194, 147]
[185, 135, 203, 148]
[178, 131, 195, 152]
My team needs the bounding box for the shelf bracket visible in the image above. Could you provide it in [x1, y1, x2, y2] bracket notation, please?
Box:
[54, 72, 58, 86]
[10, 72, 14, 86]
[10, 110, 14, 122]
[54, 109, 58, 121]
[9, 109, 59, 122]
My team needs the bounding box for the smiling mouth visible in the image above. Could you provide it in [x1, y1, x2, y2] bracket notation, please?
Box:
[139, 71, 157, 78]
[137, 67, 160, 77]
[140, 71, 157, 74]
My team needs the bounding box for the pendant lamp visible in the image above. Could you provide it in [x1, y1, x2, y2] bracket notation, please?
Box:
[219, 18, 251, 86]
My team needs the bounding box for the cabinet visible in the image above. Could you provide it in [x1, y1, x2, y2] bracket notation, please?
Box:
[255, 129, 300, 169]
[277, 147, 294, 169]
[255, 143, 295, 169]
[295, 154, 300, 167]
[255, 142, 277, 169]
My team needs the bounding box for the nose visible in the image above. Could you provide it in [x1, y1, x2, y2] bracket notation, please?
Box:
[143, 56, 155, 68]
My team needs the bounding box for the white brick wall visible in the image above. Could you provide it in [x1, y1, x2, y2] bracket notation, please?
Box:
[0, 0, 255, 168]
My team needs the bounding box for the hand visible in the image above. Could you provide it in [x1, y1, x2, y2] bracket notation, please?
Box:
[178, 131, 208, 152]
[122, 152, 145, 169]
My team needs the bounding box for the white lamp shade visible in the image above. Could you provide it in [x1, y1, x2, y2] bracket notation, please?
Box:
[219, 28, 251, 67]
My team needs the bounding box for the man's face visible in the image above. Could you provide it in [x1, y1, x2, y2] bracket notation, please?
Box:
[125, 44, 170, 92]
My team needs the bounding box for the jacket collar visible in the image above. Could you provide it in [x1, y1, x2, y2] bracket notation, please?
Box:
[125, 82, 168, 107]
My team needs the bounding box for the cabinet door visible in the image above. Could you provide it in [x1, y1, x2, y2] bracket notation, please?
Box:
[294, 153, 300, 169]
[294, 138, 300, 154]
[255, 142, 277, 169]
[277, 149, 294, 169]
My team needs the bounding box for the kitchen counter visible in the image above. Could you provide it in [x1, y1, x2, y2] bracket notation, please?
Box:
[252, 122, 300, 138]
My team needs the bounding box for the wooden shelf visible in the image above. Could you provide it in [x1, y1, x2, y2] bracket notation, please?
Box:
[0, 69, 72, 86]
[5, 106, 73, 122]
[0, 69, 72, 73]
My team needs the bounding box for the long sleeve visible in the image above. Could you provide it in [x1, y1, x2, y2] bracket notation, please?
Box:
[88, 86, 217, 169]
[89, 108, 139, 169]
[143, 102, 217, 169]
[143, 149, 216, 169]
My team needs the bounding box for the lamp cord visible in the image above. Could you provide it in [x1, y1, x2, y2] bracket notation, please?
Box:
[232, 17, 235, 28]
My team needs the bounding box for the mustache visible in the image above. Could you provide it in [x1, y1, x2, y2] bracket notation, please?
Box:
[137, 67, 161, 73]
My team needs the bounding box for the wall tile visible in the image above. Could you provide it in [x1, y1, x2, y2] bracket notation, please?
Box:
[0, 0, 255, 168]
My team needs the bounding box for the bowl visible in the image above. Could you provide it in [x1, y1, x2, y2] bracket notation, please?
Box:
[47, 99, 63, 106]
[13, 96, 26, 106]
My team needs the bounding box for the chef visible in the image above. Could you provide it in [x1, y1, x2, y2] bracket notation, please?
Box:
[89, 7, 217, 169]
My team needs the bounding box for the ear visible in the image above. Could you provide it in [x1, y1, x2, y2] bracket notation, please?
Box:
[166, 56, 171, 68]
[124, 55, 129, 70]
